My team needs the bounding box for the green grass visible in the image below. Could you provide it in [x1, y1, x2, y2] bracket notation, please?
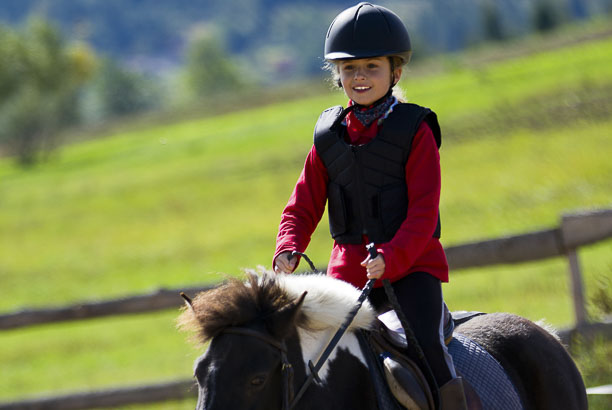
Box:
[1, 21, 612, 408]
[574, 337, 612, 410]
[0, 94, 340, 310]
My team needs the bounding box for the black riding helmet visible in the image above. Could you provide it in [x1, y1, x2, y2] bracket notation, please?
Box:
[324, 2, 412, 64]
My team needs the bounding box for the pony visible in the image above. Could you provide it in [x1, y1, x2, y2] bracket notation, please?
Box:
[178, 271, 587, 410]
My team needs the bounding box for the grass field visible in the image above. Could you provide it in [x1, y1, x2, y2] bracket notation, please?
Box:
[1, 20, 612, 409]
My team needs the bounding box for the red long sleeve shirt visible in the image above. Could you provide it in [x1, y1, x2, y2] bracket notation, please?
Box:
[274, 105, 449, 289]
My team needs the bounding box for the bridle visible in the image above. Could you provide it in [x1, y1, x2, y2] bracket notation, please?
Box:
[220, 279, 375, 409]
[222, 324, 346, 410]
[181, 289, 320, 409]
[217, 246, 380, 410]
[193, 247, 380, 410]
[221, 326, 295, 410]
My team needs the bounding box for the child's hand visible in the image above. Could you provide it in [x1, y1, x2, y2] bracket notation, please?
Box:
[361, 253, 385, 279]
[274, 251, 297, 274]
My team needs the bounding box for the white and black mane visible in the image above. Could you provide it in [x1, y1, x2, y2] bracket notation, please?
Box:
[179, 271, 376, 384]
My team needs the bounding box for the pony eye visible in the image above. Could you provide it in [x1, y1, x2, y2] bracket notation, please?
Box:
[250, 375, 266, 387]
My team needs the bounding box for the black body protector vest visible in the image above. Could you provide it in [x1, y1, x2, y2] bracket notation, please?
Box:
[314, 103, 442, 244]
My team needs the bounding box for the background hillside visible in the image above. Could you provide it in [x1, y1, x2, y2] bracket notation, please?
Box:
[2, 0, 612, 80]
[1, 15, 612, 408]
[2, 0, 612, 167]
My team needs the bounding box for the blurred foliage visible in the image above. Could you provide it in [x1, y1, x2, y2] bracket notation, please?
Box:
[82, 58, 163, 122]
[590, 273, 612, 317]
[481, 0, 507, 42]
[183, 30, 243, 98]
[572, 337, 612, 410]
[1, 0, 611, 81]
[0, 19, 95, 165]
[533, 0, 565, 32]
[0, 0, 610, 163]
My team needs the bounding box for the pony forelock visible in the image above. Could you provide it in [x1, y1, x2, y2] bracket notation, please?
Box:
[177, 269, 376, 344]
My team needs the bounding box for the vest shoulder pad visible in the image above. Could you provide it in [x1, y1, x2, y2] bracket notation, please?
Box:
[313, 105, 344, 154]
[386, 103, 441, 148]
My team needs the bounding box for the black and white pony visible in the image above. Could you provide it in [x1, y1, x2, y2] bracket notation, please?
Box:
[178, 272, 587, 410]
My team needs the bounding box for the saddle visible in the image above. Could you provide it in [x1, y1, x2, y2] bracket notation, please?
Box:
[363, 310, 485, 410]
[368, 320, 434, 410]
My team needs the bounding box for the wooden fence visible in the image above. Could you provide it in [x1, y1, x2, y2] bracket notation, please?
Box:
[1, 208, 611, 409]
[0, 381, 195, 410]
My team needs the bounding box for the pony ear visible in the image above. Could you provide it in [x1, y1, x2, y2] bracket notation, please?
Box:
[269, 291, 307, 338]
[180, 292, 196, 313]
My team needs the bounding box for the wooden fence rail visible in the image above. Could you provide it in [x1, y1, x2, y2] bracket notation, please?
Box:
[1, 208, 611, 409]
[2, 209, 611, 331]
[0, 380, 195, 410]
[445, 209, 612, 269]
[0, 285, 213, 331]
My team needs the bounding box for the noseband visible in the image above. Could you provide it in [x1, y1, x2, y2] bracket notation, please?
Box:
[222, 327, 295, 410]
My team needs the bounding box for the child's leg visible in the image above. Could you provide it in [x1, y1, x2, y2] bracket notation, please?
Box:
[395, 272, 456, 386]
[370, 272, 456, 387]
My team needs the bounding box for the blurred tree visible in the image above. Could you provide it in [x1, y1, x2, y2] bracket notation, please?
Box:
[533, 0, 563, 33]
[263, 5, 333, 79]
[481, 0, 506, 42]
[183, 30, 243, 98]
[0, 19, 95, 166]
[1, 0, 609, 86]
[85, 58, 161, 120]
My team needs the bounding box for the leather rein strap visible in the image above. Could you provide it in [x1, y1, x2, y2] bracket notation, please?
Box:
[222, 327, 294, 410]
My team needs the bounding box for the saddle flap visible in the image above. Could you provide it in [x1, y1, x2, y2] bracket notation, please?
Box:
[383, 354, 433, 410]
[369, 322, 435, 410]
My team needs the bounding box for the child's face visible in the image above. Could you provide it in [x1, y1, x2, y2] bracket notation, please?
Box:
[338, 57, 402, 106]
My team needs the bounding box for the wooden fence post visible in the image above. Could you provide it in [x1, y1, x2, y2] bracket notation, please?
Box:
[560, 209, 612, 327]
[566, 249, 588, 326]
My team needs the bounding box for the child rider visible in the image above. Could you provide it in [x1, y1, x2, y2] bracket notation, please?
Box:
[273, 3, 469, 409]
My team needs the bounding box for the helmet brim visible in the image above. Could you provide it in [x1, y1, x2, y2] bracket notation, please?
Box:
[325, 50, 412, 64]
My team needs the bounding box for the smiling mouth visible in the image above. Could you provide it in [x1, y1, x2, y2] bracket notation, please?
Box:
[353, 86, 371, 91]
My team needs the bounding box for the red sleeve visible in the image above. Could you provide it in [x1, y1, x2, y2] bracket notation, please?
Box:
[379, 121, 441, 280]
[273, 145, 328, 269]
